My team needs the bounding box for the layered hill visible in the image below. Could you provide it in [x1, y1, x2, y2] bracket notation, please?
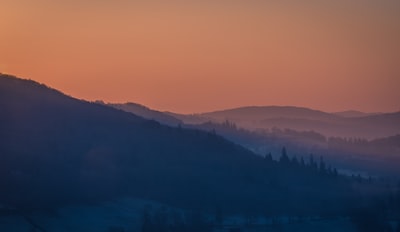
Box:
[0, 74, 370, 215]
[169, 106, 400, 139]
[333, 110, 380, 118]
[107, 102, 182, 127]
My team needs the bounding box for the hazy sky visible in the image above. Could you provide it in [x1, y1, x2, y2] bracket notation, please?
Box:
[1, 1, 399, 113]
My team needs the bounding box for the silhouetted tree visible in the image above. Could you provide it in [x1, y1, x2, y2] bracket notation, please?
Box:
[210, 128, 216, 135]
[356, 174, 363, 183]
[319, 156, 327, 175]
[265, 152, 273, 162]
[300, 156, 306, 167]
[291, 156, 299, 167]
[222, 120, 237, 130]
[309, 154, 318, 171]
[333, 168, 338, 177]
[327, 165, 333, 176]
[279, 147, 290, 165]
[368, 176, 373, 183]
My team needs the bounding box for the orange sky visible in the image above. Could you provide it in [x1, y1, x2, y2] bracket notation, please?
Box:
[1, 1, 399, 113]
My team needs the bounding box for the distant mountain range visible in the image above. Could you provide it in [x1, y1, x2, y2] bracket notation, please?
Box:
[1, 74, 366, 215]
[202, 106, 340, 122]
[109, 102, 400, 139]
[163, 106, 400, 139]
[111, 104, 400, 177]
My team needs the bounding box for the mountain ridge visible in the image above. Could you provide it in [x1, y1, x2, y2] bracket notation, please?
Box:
[107, 102, 182, 126]
[333, 110, 381, 118]
[165, 105, 400, 139]
[1, 74, 363, 215]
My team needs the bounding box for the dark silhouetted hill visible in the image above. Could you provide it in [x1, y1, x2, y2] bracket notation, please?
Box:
[0, 74, 378, 216]
[107, 102, 182, 126]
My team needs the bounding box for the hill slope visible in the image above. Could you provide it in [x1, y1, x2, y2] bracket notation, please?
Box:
[108, 102, 182, 126]
[0, 74, 366, 215]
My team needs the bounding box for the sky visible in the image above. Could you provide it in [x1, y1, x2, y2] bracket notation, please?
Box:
[1, 1, 399, 114]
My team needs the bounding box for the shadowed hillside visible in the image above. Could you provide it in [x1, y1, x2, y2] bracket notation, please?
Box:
[0, 74, 384, 218]
[107, 102, 182, 126]
[103, 102, 400, 177]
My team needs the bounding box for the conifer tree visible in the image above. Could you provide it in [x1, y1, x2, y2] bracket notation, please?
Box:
[319, 156, 327, 175]
[279, 147, 290, 165]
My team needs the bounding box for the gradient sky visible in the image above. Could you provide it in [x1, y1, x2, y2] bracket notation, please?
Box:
[1, 1, 399, 113]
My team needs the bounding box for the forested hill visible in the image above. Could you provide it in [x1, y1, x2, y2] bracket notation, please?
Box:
[107, 102, 182, 126]
[0, 74, 372, 215]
